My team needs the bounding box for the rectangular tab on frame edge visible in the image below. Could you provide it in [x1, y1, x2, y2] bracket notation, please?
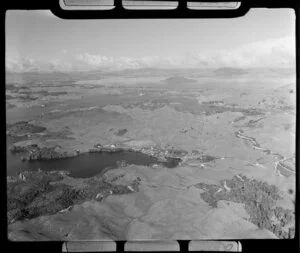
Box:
[189, 241, 242, 252]
[125, 240, 180, 251]
[62, 241, 116, 252]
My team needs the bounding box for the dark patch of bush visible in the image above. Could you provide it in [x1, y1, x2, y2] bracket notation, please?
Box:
[111, 185, 132, 195]
[197, 175, 294, 238]
[7, 121, 46, 137]
[197, 155, 217, 163]
[9, 144, 38, 153]
[167, 148, 188, 157]
[115, 129, 128, 136]
[7, 170, 141, 223]
[7, 171, 66, 222]
[56, 187, 87, 208]
[21, 146, 76, 161]
[233, 116, 247, 122]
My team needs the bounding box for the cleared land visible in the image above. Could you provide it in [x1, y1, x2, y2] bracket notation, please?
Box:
[6, 68, 296, 240]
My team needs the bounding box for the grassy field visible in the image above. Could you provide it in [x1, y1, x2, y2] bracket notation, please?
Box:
[6, 67, 295, 240]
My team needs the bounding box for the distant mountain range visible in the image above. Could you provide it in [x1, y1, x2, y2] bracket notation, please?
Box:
[214, 67, 249, 76]
[5, 67, 295, 84]
[162, 76, 197, 84]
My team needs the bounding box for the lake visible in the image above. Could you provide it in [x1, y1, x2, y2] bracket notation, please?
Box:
[6, 141, 180, 178]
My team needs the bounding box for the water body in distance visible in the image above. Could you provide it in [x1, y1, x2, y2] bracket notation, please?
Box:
[6, 148, 180, 178]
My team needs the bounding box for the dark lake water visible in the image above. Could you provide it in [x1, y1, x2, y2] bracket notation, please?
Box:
[6, 137, 180, 178]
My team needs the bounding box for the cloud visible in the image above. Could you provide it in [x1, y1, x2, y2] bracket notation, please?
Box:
[6, 57, 73, 72]
[75, 53, 114, 67]
[73, 53, 169, 70]
[74, 36, 295, 70]
[6, 57, 38, 72]
[6, 36, 295, 73]
[180, 36, 295, 68]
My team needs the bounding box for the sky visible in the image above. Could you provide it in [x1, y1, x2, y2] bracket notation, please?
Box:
[6, 8, 295, 72]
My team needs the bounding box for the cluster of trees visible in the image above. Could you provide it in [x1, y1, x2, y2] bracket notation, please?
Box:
[22, 146, 75, 161]
[7, 121, 46, 136]
[7, 172, 60, 222]
[197, 155, 216, 163]
[115, 129, 128, 136]
[8, 169, 143, 223]
[198, 175, 295, 238]
[9, 144, 38, 154]
[85, 175, 141, 200]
